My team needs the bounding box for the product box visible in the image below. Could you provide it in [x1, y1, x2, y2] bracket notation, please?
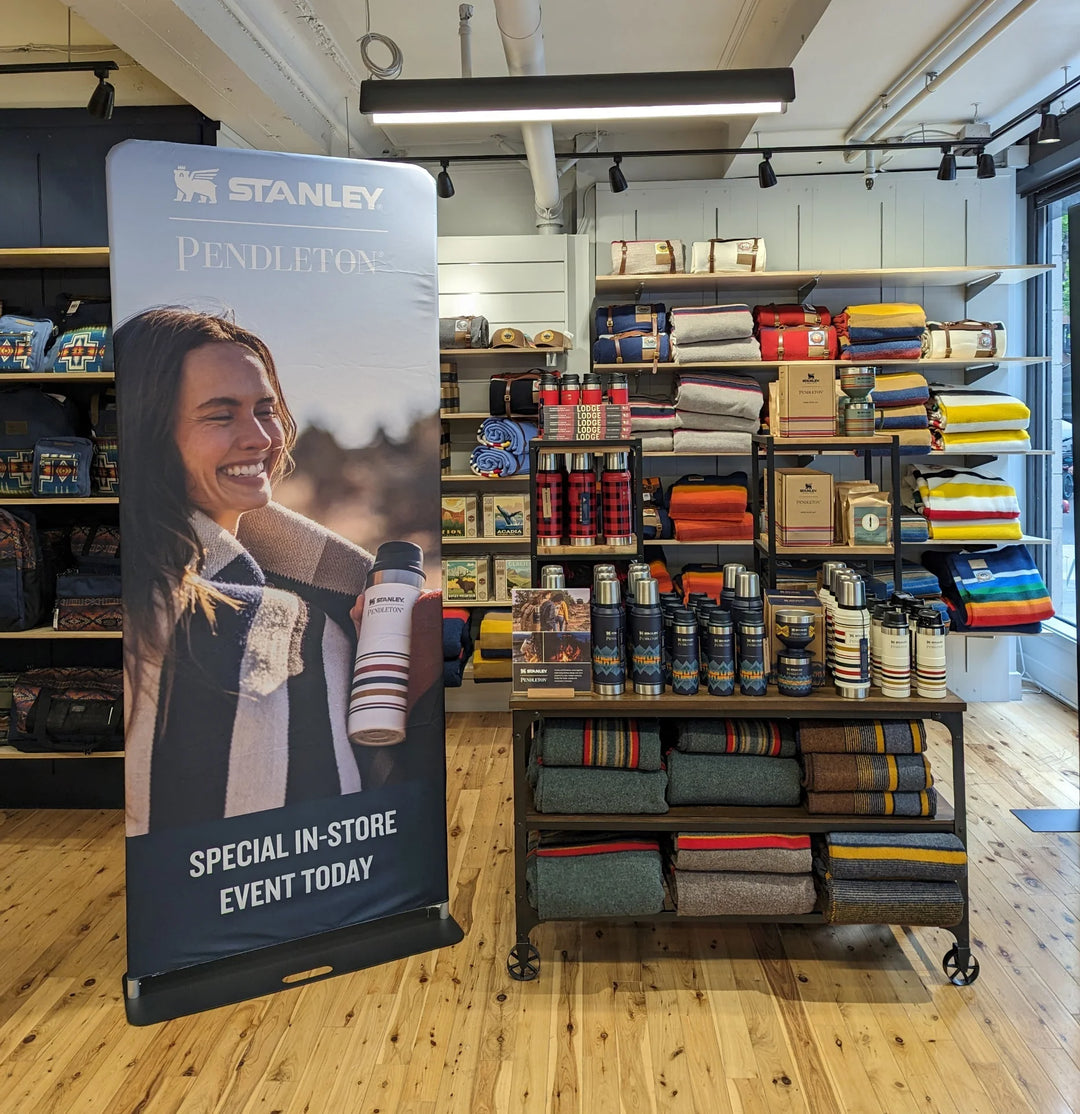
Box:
[482, 493, 530, 538]
[443, 556, 489, 602]
[511, 587, 592, 693]
[441, 494, 478, 538]
[539, 404, 631, 440]
[777, 363, 836, 438]
[493, 556, 532, 602]
[763, 588, 824, 675]
[770, 467, 833, 546]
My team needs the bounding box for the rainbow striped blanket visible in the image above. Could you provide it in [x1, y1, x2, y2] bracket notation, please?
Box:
[922, 545, 1053, 629]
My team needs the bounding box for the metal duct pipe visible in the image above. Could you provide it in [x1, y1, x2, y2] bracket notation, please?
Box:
[459, 4, 474, 79]
[492, 0, 564, 233]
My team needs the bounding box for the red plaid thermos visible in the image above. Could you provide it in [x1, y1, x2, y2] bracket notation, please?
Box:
[534, 451, 565, 548]
[601, 450, 633, 545]
[567, 452, 598, 546]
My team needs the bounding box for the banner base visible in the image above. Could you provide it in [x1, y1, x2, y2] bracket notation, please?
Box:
[124, 905, 464, 1026]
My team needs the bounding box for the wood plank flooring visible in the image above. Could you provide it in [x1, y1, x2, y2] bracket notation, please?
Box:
[0, 696, 1077, 1114]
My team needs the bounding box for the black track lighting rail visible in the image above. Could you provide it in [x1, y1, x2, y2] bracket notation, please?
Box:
[0, 61, 118, 77]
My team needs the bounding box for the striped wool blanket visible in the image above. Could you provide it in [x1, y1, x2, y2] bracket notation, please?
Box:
[675, 373, 763, 420]
[677, 718, 796, 756]
[673, 336, 762, 363]
[839, 338, 923, 361]
[677, 566, 724, 602]
[594, 302, 667, 336]
[872, 373, 930, 408]
[673, 514, 753, 541]
[757, 325, 839, 361]
[673, 869, 817, 917]
[672, 430, 753, 453]
[672, 832, 812, 874]
[869, 428, 931, 453]
[675, 410, 759, 432]
[805, 788, 938, 816]
[797, 720, 926, 755]
[667, 472, 748, 517]
[801, 753, 933, 792]
[753, 304, 832, 328]
[525, 833, 665, 919]
[866, 562, 940, 599]
[472, 644, 511, 680]
[922, 545, 1053, 628]
[847, 325, 926, 343]
[932, 429, 1031, 453]
[630, 399, 679, 431]
[822, 877, 963, 926]
[529, 763, 669, 814]
[593, 333, 672, 364]
[477, 417, 537, 455]
[479, 610, 512, 651]
[671, 304, 754, 343]
[822, 831, 966, 881]
[928, 389, 1029, 432]
[666, 752, 803, 807]
[904, 464, 1021, 521]
[442, 607, 472, 660]
[838, 303, 927, 331]
[899, 514, 930, 543]
[539, 718, 663, 770]
[649, 559, 675, 594]
[923, 520, 1023, 541]
[875, 404, 929, 431]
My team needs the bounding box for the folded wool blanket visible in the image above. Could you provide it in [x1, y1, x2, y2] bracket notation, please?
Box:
[838, 303, 927, 331]
[691, 238, 767, 274]
[673, 514, 753, 541]
[802, 753, 933, 792]
[530, 763, 669, 814]
[479, 610, 512, 651]
[868, 428, 932, 455]
[876, 404, 930, 430]
[667, 472, 748, 518]
[673, 337, 762, 363]
[593, 333, 672, 364]
[753, 304, 832, 328]
[675, 373, 763, 420]
[673, 832, 812, 874]
[928, 389, 1030, 432]
[757, 325, 839, 361]
[839, 339, 924, 361]
[666, 752, 803, 807]
[671, 304, 754, 343]
[674, 869, 817, 916]
[469, 446, 528, 478]
[649, 559, 675, 594]
[944, 607, 1042, 634]
[932, 429, 1031, 453]
[872, 373, 930, 408]
[922, 545, 1053, 628]
[677, 567, 724, 602]
[594, 303, 668, 336]
[675, 410, 759, 432]
[822, 831, 966, 882]
[640, 430, 675, 452]
[443, 607, 472, 660]
[539, 718, 663, 771]
[899, 513, 930, 543]
[610, 239, 685, 275]
[847, 325, 927, 343]
[439, 315, 489, 348]
[443, 652, 467, 687]
[526, 833, 665, 920]
[929, 520, 1023, 541]
[471, 645, 511, 680]
[672, 430, 754, 454]
[923, 321, 1006, 361]
[630, 399, 679, 431]
[477, 417, 538, 455]
[866, 562, 940, 599]
[822, 877, 963, 926]
[806, 788, 938, 816]
[906, 464, 1021, 520]
[678, 719, 796, 756]
[478, 645, 511, 660]
[797, 720, 926, 755]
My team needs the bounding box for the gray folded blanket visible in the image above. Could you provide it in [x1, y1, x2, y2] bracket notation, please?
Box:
[674, 337, 762, 363]
[665, 752, 802, 806]
[673, 869, 817, 916]
[672, 430, 753, 453]
[671, 304, 754, 344]
[640, 430, 674, 451]
[677, 719, 796, 757]
[674, 411, 760, 432]
[531, 764, 669, 813]
[540, 718, 662, 771]
[672, 832, 813, 873]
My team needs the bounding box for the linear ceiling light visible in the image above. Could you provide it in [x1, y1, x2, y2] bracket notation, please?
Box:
[359, 68, 794, 126]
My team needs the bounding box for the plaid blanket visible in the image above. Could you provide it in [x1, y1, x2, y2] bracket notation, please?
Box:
[539, 718, 662, 770]
[802, 753, 933, 792]
[673, 832, 812, 874]
[797, 720, 926, 755]
[677, 718, 796, 756]
[822, 831, 966, 881]
[805, 788, 937, 816]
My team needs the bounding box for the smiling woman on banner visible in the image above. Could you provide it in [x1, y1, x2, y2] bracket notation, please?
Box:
[116, 307, 441, 836]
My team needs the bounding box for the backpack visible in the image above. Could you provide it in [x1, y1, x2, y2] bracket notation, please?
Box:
[0, 387, 80, 496]
[0, 315, 56, 372]
[0, 509, 46, 630]
[9, 667, 124, 753]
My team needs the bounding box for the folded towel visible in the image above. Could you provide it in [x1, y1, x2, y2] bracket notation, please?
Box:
[674, 373, 763, 421]
[876, 404, 930, 431]
[539, 718, 663, 770]
[673, 832, 812, 874]
[839, 339, 923, 361]
[873, 373, 930, 408]
[630, 399, 678, 431]
[805, 788, 938, 816]
[822, 877, 963, 926]
[674, 410, 759, 432]
[678, 719, 796, 756]
[672, 430, 753, 454]
[923, 321, 1006, 361]
[530, 764, 669, 814]
[673, 514, 753, 541]
[479, 610, 512, 651]
[595, 303, 667, 336]
[922, 545, 1053, 628]
[797, 720, 926, 754]
[526, 833, 665, 919]
[753, 304, 832, 328]
[594, 333, 672, 364]
[673, 869, 817, 916]
[667, 473, 748, 518]
[839, 303, 927, 330]
[477, 417, 537, 455]
[469, 446, 528, 478]
[929, 389, 1030, 433]
[666, 752, 802, 806]
[822, 831, 966, 882]
[802, 753, 933, 792]
[640, 430, 674, 452]
[757, 325, 838, 361]
[932, 429, 1031, 453]
[671, 304, 753, 343]
[673, 337, 762, 363]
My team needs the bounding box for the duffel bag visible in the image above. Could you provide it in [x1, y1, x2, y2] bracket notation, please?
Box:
[690, 237, 766, 273]
[9, 667, 123, 752]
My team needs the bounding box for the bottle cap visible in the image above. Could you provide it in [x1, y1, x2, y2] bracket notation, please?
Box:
[918, 607, 945, 629]
[635, 577, 660, 606]
[735, 570, 760, 599]
[722, 563, 746, 590]
[371, 540, 425, 578]
[540, 564, 565, 588]
[604, 451, 628, 471]
[836, 575, 866, 608]
[672, 608, 697, 627]
[569, 452, 594, 471]
[596, 579, 622, 606]
[537, 452, 562, 471]
[883, 607, 909, 628]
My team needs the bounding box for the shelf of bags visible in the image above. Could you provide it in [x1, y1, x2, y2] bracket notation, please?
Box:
[0, 496, 119, 506]
[440, 347, 568, 357]
[0, 745, 123, 760]
[439, 411, 493, 420]
[591, 357, 1048, 372]
[0, 371, 116, 383]
[0, 247, 110, 268]
[440, 472, 530, 485]
[441, 536, 531, 547]
[0, 627, 122, 639]
[643, 538, 752, 548]
[535, 539, 639, 557]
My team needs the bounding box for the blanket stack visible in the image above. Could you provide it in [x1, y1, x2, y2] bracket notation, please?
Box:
[871, 372, 932, 453]
[630, 398, 679, 453]
[593, 302, 672, 365]
[472, 609, 512, 681]
[866, 561, 943, 600]
[922, 545, 1053, 632]
[818, 831, 966, 926]
[442, 607, 473, 687]
[526, 832, 666, 919]
[836, 303, 926, 362]
[671, 304, 761, 364]
[928, 388, 1031, 453]
[753, 303, 837, 361]
[673, 372, 762, 453]
[666, 473, 753, 542]
[798, 719, 937, 817]
[529, 718, 669, 814]
[469, 418, 536, 477]
[666, 720, 803, 807]
[903, 463, 1022, 541]
[670, 832, 817, 916]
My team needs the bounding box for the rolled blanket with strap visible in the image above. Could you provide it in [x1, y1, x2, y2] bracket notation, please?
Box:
[526, 833, 665, 919]
[928, 389, 1029, 432]
[839, 303, 927, 331]
[675, 374, 763, 421]
[630, 399, 679, 431]
[439, 314, 489, 348]
[594, 333, 672, 364]
[671, 304, 754, 343]
[678, 718, 796, 756]
[668, 472, 748, 517]
[876, 404, 929, 431]
[539, 718, 662, 771]
[757, 325, 838, 361]
[594, 303, 668, 336]
[691, 238, 766, 274]
[530, 763, 669, 814]
[673, 869, 817, 916]
[922, 545, 1053, 628]
[805, 788, 938, 816]
[673, 514, 753, 540]
[469, 445, 528, 477]
[672, 430, 753, 454]
[873, 373, 929, 408]
[477, 417, 538, 455]
[609, 239, 685, 275]
[673, 337, 762, 363]
[673, 832, 812, 874]
[923, 320, 1006, 360]
[822, 877, 963, 926]
[822, 831, 966, 882]
[753, 304, 832, 328]
[802, 753, 933, 792]
[797, 720, 926, 754]
[666, 752, 803, 806]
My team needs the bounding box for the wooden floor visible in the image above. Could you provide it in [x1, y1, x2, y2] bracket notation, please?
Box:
[0, 694, 1077, 1114]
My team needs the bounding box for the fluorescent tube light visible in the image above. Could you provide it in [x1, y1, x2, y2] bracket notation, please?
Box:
[372, 101, 784, 126]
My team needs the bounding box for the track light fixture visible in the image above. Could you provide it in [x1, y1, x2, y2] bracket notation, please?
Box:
[435, 159, 455, 198]
[87, 67, 115, 120]
[608, 155, 628, 193]
[936, 147, 957, 182]
[0, 60, 119, 119]
[757, 151, 777, 189]
[1036, 106, 1061, 144]
[976, 149, 996, 180]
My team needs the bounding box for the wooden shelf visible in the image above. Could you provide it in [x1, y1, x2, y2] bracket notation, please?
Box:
[644, 538, 752, 548]
[0, 746, 123, 760]
[0, 496, 118, 506]
[442, 536, 530, 547]
[440, 473, 530, 485]
[534, 540, 639, 557]
[439, 411, 491, 420]
[0, 371, 115, 383]
[0, 627, 122, 639]
[757, 535, 1049, 555]
[757, 433, 893, 448]
[440, 347, 568, 357]
[592, 356, 1048, 371]
[0, 247, 110, 269]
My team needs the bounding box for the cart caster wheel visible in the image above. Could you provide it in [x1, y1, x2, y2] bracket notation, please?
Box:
[942, 946, 980, 986]
[507, 942, 540, 981]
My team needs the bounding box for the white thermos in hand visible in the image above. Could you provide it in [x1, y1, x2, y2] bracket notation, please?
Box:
[348, 541, 425, 746]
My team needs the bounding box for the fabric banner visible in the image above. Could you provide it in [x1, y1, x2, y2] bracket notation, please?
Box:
[107, 141, 458, 1018]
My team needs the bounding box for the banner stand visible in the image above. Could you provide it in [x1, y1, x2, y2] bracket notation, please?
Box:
[125, 905, 463, 1026]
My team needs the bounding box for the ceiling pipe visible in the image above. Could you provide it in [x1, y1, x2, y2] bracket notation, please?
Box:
[458, 4, 473, 79]
[492, 0, 564, 233]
